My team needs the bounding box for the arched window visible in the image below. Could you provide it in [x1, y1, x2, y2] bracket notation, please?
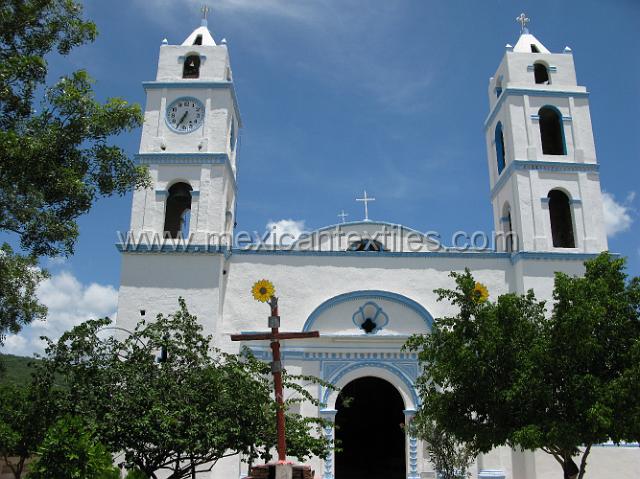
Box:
[230, 120, 236, 151]
[539, 106, 566, 155]
[534, 63, 550, 84]
[495, 76, 503, 98]
[495, 122, 506, 174]
[502, 203, 515, 252]
[347, 239, 386, 252]
[182, 55, 200, 79]
[548, 190, 575, 248]
[163, 182, 192, 238]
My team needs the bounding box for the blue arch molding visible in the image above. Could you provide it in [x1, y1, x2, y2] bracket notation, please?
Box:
[303, 290, 434, 333]
[321, 361, 421, 408]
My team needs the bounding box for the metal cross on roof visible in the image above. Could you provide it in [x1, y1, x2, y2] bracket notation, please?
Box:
[356, 190, 375, 222]
[338, 210, 349, 224]
[516, 12, 530, 34]
[201, 5, 211, 26]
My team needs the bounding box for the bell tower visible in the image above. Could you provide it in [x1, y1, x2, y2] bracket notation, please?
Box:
[485, 14, 607, 253]
[129, 8, 239, 246]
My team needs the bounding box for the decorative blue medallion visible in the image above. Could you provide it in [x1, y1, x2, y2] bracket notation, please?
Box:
[352, 301, 389, 333]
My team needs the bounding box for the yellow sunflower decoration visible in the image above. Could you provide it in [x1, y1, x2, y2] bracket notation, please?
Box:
[473, 282, 489, 303]
[252, 279, 275, 303]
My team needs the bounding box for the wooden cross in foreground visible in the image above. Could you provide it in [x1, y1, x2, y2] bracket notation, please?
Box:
[231, 287, 319, 463]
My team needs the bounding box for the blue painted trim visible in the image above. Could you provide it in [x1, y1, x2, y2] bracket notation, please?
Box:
[142, 80, 243, 127]
[594, 441, 640, 448]
[303, 290, 433, 332]
[165, 96, 205, 134]
[491, 159, 599, 199]
[155, 189, 199, 197]
[495, 122, 506, 174]
[485, 87, 588, 129]
[499, 216, 510, 223]
[143, 80, 232, 89]
[246, 348, 418, 359]
[511, 251, 598, 264]
[116, 242, 600, 266]
[527, 65, 558, 73]
[291, 220, 437, 248]
[531, 114, 573, 121]
[541, 197, 550, 204]
[136, 152, 227, 163]
[479, 470, 506, 479]
[321, 361, 420, 408]
[351, 301, 390, 333]
[178, 54, 207, 61]
[235, 248, 511, 259]
[539, 104, 568, 155]
[135, 153, 237, 192]
[570, 198, 582, 205]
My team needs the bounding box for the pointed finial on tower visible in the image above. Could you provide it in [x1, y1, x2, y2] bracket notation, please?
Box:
[516, 13, 530, 34]
[201, 4, 211, 27]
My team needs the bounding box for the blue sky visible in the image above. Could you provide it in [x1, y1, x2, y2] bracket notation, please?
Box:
[3, 0, 639, 355]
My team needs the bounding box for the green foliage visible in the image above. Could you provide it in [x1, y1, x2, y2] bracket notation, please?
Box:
[123, 469, 148, 479]
[0, 367, 60, 479]
[0, 0, 149, 344]
[28, 415, 119, 479]
[0, 245, 48, 345]
[406, 253, 640, 479]
[44, 299, 331, 479]
[408, 417, 476, 479]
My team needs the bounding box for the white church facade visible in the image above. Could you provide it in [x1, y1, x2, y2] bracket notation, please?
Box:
[115, 13, 638, 479]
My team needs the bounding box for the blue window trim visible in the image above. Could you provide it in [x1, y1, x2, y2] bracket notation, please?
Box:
[135, 153, 236, 192]
[320, 360, 421, 409]
[538, 104, 567, 155]
[303, 290, 433, 332]
[485, 87, 588, 130]
[495, 122, 506, 174]
[491, 159, 599, 200]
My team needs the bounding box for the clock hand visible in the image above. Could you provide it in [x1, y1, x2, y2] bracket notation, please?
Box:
[177, 111, 188, 126]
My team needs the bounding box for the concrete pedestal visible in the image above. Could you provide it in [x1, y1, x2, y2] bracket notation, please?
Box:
[275, 464, 292, 479]
[244, 463, 314, 479]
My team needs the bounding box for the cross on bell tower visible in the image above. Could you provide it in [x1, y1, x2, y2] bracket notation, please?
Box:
[356, 190, 375, 222]
[516, 12, 530, 34]
[201, 4, 211, 26]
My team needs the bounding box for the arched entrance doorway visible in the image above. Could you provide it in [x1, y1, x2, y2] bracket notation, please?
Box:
[334, 376, 406, 479]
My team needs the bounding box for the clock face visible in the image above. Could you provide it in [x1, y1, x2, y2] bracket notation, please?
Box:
[166, 97, 204, 133]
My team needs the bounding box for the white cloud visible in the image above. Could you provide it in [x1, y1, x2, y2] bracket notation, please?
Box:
[265, 219, 306, 246]
[132, 0, 321, 24]
[1, 271, 118, 357]
[602, 191, 635, 238]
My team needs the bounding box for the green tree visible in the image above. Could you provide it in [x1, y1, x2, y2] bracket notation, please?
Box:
[0, 369, 60, 479]
[408, 417, 476, 479]
[45, 299, 331, 479]
[28, 415, 119, 479]
[0, 0, 148, 344]
[406, 253, 640, 479]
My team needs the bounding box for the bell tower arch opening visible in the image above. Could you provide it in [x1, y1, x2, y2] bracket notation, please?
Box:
[335, 376, 406, 479]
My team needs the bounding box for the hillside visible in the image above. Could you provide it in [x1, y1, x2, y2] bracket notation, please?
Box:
[0, 354, 40, 386]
